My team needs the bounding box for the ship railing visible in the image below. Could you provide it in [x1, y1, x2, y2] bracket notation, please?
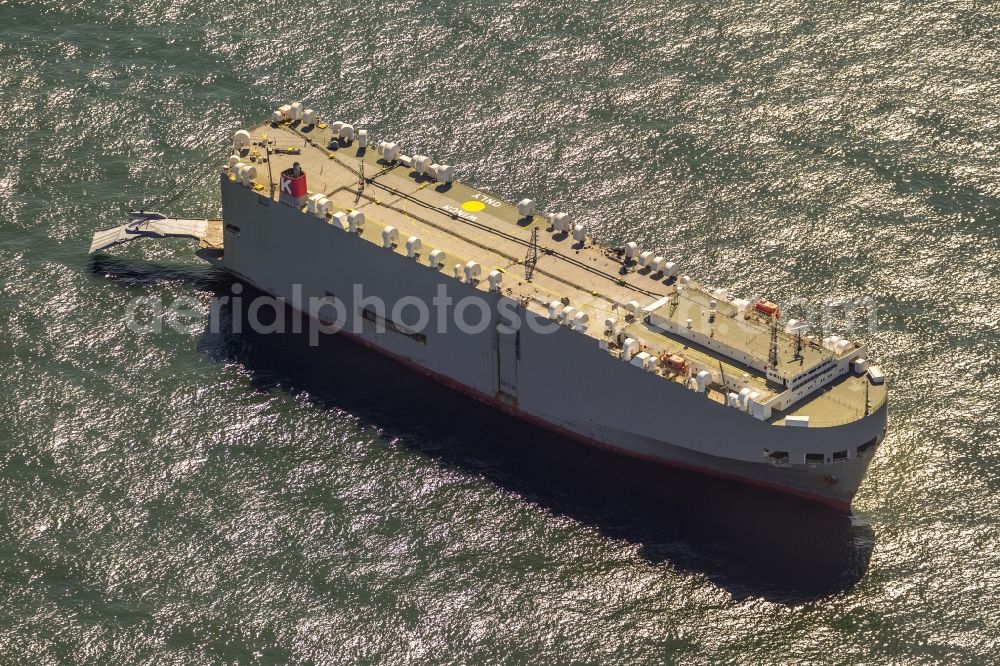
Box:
[868, 386, 888, 413]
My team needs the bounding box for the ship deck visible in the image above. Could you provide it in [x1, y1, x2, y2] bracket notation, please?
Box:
[230, 120, 885, 426]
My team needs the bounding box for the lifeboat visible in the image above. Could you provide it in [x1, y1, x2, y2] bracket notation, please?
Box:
[753, 299, 780, 319]
[662, 353, 688, 373]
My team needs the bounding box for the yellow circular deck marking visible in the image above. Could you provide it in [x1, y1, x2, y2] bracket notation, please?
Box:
[461, 200, 487, 213]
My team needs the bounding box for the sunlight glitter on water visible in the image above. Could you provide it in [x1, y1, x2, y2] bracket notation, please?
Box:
[1, 0, 999, 662]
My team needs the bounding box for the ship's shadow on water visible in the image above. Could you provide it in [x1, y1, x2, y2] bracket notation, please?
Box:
[90, 257, 875, 605]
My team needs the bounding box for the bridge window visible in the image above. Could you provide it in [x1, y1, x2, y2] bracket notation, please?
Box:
[805, 453, 824, 465]
[833, 450, 848, 462]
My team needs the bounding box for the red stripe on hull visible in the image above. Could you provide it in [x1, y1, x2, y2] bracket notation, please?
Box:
[329, 327, 854, 514]
[226, 275, 854, 515]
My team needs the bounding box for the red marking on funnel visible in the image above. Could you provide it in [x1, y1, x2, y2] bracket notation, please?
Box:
[280, 169, 307, 197]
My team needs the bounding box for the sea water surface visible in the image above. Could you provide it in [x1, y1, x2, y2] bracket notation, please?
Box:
[1, 1, 999, 663]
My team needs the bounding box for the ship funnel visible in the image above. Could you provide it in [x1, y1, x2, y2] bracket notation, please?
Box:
[279, 162, 307, 207]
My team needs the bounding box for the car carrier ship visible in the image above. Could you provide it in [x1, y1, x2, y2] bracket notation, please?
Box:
[90, 102, 888, 512]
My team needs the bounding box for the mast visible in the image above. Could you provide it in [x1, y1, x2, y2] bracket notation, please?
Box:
[768, 314, 779, 369]
[524, 227, 539, 281]
[265, 134, 275, 199]
[355, 159, 366, 205]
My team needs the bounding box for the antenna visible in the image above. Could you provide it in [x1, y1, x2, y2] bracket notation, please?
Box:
[768, 314, 779, 369]
[788, 322, 809, 364]
[524, 227, 539, 281]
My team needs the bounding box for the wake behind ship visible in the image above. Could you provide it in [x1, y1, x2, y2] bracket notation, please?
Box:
[91, 102, 888, 512]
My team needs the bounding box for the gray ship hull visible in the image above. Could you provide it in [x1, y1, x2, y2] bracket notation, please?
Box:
[219, 176, 886, 512]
